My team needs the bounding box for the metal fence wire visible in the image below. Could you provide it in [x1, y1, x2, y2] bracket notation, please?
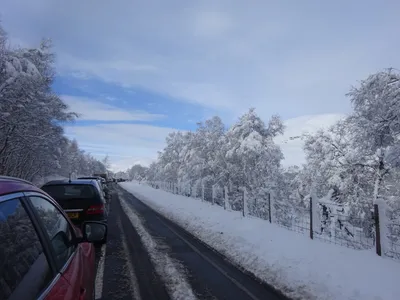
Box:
[148, 181, 400, 260]
[386, 223, 400, 260]
[275, 210, 311, 235]
[313, 204, 375, 250]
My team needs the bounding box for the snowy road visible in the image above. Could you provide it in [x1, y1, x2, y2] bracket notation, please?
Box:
[95, 183, 288, 300]
[97, 184, 170, 300]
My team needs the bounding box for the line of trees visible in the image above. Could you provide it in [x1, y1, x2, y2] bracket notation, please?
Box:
[126, 69, 400, 253]
[0, 25, 107, 183]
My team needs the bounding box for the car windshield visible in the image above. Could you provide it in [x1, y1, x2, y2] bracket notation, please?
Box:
[42, 184, 96, 200]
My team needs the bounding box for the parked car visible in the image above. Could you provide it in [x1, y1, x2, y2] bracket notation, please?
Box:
[77, 176, 109, 197]
[93, 173, 108, 182]
[77, 176, 104, 188]
[77, 176, 107, 198]
[41, 179, 108, 229]
[0, 175, 107, 300]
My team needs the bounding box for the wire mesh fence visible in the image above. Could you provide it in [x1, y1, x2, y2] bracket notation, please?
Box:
[386, 222, 400, 260]
[312, 206, 375, 250]
[275, 211, 311, 235]
[147, 180, 400, 260]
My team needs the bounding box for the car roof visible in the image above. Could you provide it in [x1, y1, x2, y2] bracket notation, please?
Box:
[0, 176, 44, 196]
[42, 179, 99, 186]
[77, 176, 101, 180]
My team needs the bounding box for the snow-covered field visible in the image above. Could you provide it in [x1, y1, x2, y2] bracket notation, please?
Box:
[120, 181, 399, 300]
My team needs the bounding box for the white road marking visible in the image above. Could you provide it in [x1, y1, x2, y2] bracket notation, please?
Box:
[95, 244, 106, 300]
[117, 216, 142, 300]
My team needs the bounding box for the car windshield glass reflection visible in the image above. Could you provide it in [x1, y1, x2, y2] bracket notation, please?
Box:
[29, 197, 75, 269]
[0, 199, 52, 299]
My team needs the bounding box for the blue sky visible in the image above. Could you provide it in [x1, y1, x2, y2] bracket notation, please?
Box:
[2, 0, 400, 170]
[52, 75, 206, 129]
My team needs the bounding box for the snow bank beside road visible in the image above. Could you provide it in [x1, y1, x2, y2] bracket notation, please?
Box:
[120, 181, 399, 300]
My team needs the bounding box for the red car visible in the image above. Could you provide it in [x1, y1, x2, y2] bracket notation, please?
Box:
[0, 176, 107, 300]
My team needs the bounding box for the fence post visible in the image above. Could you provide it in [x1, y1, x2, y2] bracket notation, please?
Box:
[202, 182, 204, 202]
[374, 203, 382, 256]
[268, 192, 272, 223]
[211, 185, 215, 205]
[224, 186, 228, 210]
[223, 187, 226, 210]
[309, 197, 314, 240]
[242, 189, 245, 217]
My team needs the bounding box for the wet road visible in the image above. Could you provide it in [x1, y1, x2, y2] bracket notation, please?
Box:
[95, 183, 289, 300]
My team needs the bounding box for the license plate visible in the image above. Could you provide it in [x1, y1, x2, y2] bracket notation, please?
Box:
[67, 212, 79, 219]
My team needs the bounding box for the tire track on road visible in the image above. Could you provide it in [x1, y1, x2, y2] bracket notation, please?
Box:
[119, 193, 197, 300]
[101, 190, 137, 300]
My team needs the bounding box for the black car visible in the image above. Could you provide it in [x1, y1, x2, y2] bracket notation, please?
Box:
[41, 179, 108, 227]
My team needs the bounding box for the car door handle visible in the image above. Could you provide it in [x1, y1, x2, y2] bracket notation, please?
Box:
[79, 287, 87, 300]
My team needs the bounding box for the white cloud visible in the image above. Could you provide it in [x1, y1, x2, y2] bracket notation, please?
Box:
[275, 113, 346, 167]
[2, 1, 400, 120]
[62, 95, 165, 121]
[64, 123, 178, 171]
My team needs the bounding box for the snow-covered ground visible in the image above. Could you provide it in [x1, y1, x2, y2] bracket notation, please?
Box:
[120, 181, 399, 300]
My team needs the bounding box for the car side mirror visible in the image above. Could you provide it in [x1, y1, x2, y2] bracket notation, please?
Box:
[81, 221, 107, 244]
[52, 231, 73, 255]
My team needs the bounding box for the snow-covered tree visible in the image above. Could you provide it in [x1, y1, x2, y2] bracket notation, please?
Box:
[127, 164, 148, 181]
[0, 24, 106, 182]
[298, 69, 400, 248]
[222, 109, 284, 210]
[346, 69, 400, 205]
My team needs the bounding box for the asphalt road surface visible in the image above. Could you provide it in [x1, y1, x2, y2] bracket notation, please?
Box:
[95, 183, 289, 300]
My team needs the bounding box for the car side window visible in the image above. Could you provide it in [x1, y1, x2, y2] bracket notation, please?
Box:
[28, 196, 76, 270]
[0, 198, 53, 300]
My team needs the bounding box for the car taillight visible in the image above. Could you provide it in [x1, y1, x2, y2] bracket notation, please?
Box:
[87, 204, 104, 215]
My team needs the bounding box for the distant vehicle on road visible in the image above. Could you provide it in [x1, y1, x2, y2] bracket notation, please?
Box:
[93, 173, 108, 181]
[78, 175, 103, 186]
[0, 175, 107, 300]
[41, 179, 109, 234]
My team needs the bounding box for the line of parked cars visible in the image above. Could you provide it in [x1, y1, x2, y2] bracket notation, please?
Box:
[0, 174, 111, 300]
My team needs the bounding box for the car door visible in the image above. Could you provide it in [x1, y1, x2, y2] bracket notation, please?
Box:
[0, 193, 55, 300]
[26, 193, 95, 300]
